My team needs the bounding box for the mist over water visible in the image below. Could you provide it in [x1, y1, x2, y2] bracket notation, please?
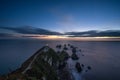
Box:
[0, 39, 120, 80]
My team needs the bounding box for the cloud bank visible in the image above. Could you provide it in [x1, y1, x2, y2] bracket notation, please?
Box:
[0, 26, 120, 38]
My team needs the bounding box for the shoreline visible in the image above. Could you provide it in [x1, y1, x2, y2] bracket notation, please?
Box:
[0, 44, 89, 80]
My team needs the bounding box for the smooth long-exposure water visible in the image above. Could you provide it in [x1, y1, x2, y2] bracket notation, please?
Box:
[0, 39, 120, 80]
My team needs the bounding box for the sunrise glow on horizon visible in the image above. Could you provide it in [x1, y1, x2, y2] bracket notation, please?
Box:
[23, 34, 120, 41]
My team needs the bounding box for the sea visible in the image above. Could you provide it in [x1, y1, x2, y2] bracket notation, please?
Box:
[0, 38, 120, 80]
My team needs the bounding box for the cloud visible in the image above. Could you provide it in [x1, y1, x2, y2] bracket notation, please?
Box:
[0, 26, 62, 35]
[0, 26, 120, 38]
[65, 30, 120, 37]
[0, 33, 13, 37]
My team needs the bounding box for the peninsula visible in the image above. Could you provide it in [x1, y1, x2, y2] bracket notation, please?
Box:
[0, 44, 91, 80]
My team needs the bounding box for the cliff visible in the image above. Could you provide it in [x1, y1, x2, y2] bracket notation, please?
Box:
[0, 46, 70, 80]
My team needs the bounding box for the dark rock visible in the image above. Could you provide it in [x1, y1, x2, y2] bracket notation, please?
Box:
[79, 49, 81, 52]
[56, 44, 62, 49]
[63, 47, 68, 50]
[75, 62, 82, 73]
[68, 44, 70, 46]
[87, 66, 91, 70]
[71, 53, 79, 60]
[85, 70, 88, 72]
[70, 45, 74, 49]
[72, 48, 77, 54]
[82, 54, 84, 56]
[81, 64, 84, 67]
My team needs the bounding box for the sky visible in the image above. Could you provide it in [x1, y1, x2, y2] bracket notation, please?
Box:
[0, 0, 120, 33]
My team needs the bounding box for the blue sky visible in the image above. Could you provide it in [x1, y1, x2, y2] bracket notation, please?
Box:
[0, 0, 120, 33]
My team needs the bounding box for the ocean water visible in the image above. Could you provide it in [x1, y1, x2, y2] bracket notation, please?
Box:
[0, 39, 120, 80]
